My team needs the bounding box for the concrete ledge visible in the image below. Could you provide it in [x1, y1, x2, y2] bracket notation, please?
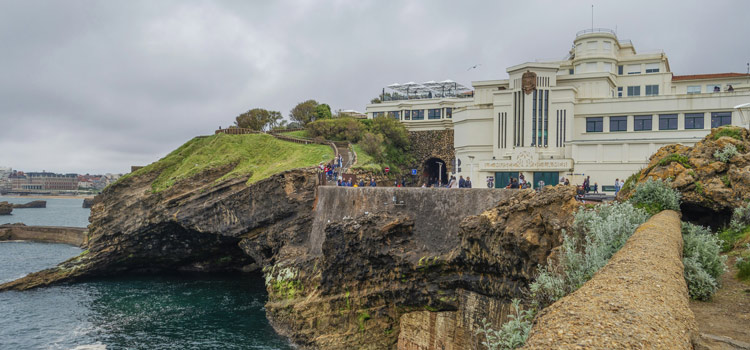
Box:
[522, 210, 697, 349]
[0, 224, 88, 247]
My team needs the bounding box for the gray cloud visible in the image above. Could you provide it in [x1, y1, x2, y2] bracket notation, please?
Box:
[1, 0, 748, 174]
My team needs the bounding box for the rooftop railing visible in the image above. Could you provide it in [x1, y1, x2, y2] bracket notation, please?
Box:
[576, 28, 617, 37]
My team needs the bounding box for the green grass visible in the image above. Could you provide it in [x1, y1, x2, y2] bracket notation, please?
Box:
[280, 130, 309, 139]
[658, 153, 691, 168]
[712, 126, 743, 140]
[126, 133, 333, 192]
[718, 226, 750, 252]
[351, 144, 383, 173]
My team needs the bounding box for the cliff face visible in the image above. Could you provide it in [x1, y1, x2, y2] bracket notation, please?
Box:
[0, 166, 320, 290]
[0, 158, 578, 349]
[263, 186, 577, 349]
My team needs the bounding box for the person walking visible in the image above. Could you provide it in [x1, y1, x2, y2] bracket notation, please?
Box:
[614, 178, 620, 195]
[593, 182, 598, 193]
[465, 177, 472, 188]
[458, 176, 466, 188]
[369, 178, 377, 187]
[619, 178, 625, 190]
[583, 176, 590, 193]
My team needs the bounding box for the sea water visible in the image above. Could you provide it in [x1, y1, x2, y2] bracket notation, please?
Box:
[0, 197, 291, 349]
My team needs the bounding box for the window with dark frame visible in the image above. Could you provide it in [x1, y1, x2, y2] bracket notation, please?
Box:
[428, 109, 441, 119]
[627, 86, 640, 97]
[617, 87, 623, 98]
[711, 112, 732, 128]
[610, 116, 627, 132]
[404, 110, 411, 120]
[618, 65, 623, 75]
[412, 110, 424, 120]
[586, 117, 603, 132]
[446, 108, 453, 118]
[645, 85, 659, 96]
[634, 115, 652, 131]
[659, 114, 678, 130]
[685, 113, 704, 129]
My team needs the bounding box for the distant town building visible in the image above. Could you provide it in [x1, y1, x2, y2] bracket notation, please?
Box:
[366, 28, 750, 189]
[10, 171, 78, 193]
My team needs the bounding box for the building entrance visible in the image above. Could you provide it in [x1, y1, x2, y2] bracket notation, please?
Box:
[423, 158, 448, 186]
[533, 172, 559, 188]
[494, 172, 519, 188]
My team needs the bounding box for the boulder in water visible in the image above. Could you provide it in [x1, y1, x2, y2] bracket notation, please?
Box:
[0, 202, 12, 215]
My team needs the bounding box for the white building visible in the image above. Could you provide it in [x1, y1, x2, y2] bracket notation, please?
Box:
[366, 28, 750, 190]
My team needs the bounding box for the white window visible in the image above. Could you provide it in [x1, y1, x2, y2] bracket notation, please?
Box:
[587, 41, 597, 50]
[603, 63, 612, 73]
[603, 41, 612, 51]
[586, 62, 597, 72]
[707, 84, 721, 93]
[627, 64, 641, 75]
[687, 86, 701, 94]
[645, 63, 659, 73]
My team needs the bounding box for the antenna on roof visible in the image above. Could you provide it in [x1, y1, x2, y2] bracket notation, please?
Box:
[591, 5, 594, 31]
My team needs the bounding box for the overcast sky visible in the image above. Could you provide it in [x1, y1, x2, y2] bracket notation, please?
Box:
[1, 0, 749, 174]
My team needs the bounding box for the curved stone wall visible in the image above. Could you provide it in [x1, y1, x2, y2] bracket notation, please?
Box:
[522, 210, 696, 349]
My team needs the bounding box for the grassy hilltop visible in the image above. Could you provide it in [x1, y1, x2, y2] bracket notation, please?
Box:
[126, 133, 333, 192]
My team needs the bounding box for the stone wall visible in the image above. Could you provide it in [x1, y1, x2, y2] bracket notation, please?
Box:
[522, 210, 696, 349]
[408, 130, 455, 172]
[309, 187, 512, 255]
[0, 224, 88, 246]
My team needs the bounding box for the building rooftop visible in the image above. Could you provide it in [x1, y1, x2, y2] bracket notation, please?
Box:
[672, 73, 748, 81]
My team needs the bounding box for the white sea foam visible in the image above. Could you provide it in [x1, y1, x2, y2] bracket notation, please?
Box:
[69, 343, 106, 350]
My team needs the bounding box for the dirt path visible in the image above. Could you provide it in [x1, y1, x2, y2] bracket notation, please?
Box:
[690, 255, 750, 349]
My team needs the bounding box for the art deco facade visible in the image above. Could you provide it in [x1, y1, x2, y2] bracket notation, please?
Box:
[366, 29, 750, 189]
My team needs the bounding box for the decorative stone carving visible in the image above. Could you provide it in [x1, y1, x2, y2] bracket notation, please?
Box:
[522, 70, 537, 95]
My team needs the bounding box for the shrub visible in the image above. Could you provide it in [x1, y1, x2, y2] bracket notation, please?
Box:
[618, 171, 640, 197]
[306, 118, 365, 142]
[658, 153, 691, 168]
[711, 126, 743, 141]
[681, 222, 726, 300]
[628, 178, 681, 215]
[721, 175, 731, 187]
[683, 256, 719, 301]
[714, 144, 738, 163]
[477, 299, 533, 350]
[718, 203, 750, 251]
[360, 132, 385, 161]
[736, 256, 750, 280]
[529, 202, 650, 308]
[695, 181, 704, 195]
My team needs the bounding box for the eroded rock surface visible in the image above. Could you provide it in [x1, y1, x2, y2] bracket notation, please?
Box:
[619, 126, 750, 225]
[12, 200, 46, 209]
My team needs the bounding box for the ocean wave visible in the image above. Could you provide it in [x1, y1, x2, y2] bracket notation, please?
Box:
[68, 343, 106, 350]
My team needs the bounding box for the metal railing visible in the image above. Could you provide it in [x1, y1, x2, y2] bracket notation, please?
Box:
[576, 28, 617, 37]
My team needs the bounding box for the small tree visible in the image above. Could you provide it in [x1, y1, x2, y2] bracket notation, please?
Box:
[314, 103, 332, 120]
[360, 132, 385, 161]
[235, 108, 282, 131]
[289, 100, 319, 125]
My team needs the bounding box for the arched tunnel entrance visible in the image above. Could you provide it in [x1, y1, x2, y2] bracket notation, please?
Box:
[422, 158, 448, 187]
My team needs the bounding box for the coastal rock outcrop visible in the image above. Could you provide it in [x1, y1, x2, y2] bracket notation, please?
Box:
[82, 198, 95, 208]
[12, 200, 46, 209]
[619, 126, 750, 225]
[0, 154, 578, 349]
[0, 201, 12, 215]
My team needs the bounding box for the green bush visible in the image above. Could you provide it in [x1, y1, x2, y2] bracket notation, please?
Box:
[618, 171, 639, 197]
[306, 118, 365, 142]
[683, 256, 719, 301]
[681, 222, 726, 300]
[477, 299, 533, 350]
[713, 144, 738, 163]
[529, 202, 650, 308]
[360, 132, 385, 161]
[717, 203, 750, 251]
[736, 256, 750, 280]
[628, 178, 681, 215]
[712, 126, 743, 141]
[658, 153, 691, 168]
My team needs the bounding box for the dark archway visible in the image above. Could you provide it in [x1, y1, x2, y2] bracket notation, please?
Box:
[681, 202, 733, 231]
[422, 158, 448, 187]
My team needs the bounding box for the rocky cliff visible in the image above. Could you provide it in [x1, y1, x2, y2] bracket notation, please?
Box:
[0, 134, 579, 349]
[619, 126, 750, 226]
[12, 200, 46, 209]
